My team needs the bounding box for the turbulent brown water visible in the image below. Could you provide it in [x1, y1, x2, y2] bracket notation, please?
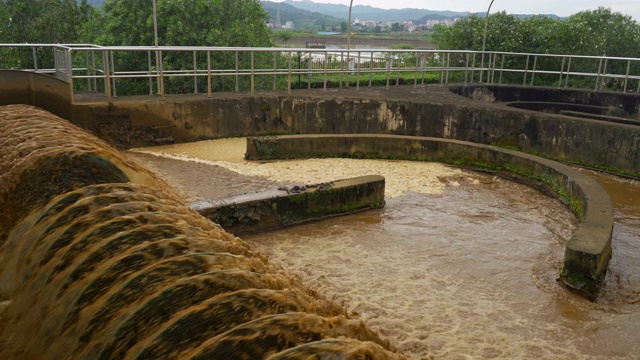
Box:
[0, 105, 402, 359]
[134, 138, 640, 360]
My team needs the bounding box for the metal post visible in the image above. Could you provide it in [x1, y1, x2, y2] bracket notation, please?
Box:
[464, 53, 470, 86]
[67, 49, 75, 104]
[207, 51, 211, 97]
[323, 50, 328, 91]
[158, 49, 164, 98]
[523, 55, 529, 86]
[530, 56, 537, 86]
[499, 54, 505, 84]
[600, 58, 608, 91]
[235, 51, 239, 92]
[346, 0, 354, 87]
[148, 51, 153, 95]
[273, 52, 277, 90]
[110, 51, 116, 97]
[558, 57, 565, 87]
[193, 50, 198, 94]
[480, 0, 495, 83]
[287, 51, 292, 94]
[595, 58, 603, 91]
[251, 51, 255, 95]
[32, 47, 38, 71]
[152, 0, 159, 47]
[564, 57, 572, 88]
[103, 51, 111, 99]
[357, 51, 361, 89]
[369, 52, 373, 87]
[624, 60, 631, 92]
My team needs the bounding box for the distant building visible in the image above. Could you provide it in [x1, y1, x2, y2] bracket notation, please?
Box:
[284, 21, 294, 30]
[426, 19, 440, 29]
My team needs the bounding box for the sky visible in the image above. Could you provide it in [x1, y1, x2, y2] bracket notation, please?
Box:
[272, 0, 640, 20]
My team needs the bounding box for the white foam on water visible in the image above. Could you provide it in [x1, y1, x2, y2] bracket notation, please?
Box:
[132, 138, 467, 198]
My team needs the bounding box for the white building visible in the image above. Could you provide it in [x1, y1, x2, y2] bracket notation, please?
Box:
[284, 21, 294, 30]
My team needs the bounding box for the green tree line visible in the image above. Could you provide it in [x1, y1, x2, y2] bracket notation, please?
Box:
[432, 7, 640, 89]
[2, 2, 640, 91]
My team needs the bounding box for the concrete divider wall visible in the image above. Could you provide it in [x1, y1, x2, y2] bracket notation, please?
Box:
[246, 134, 614, 300]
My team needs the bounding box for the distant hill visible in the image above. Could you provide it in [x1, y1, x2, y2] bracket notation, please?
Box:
[262, 1, 344, 31]
[279, 0, 470, 22]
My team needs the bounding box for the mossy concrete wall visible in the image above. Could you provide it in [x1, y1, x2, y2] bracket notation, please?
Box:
[72, 87, 640, 177]
[191, 175, 385, 236]
[246, 134, 614, 301]
[1, 71, 638, 177]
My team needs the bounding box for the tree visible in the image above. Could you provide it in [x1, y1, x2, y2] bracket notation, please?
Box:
[94, 0, 272, 47]
[275, 31, 293, 47]
[390, 22, 403, 33]
[431, 8, 640, 89]
[0, 0, 98, 69]
[340, 21, 347, 33]
[1, 0, 97, 44]
[88, 0, 274, 94]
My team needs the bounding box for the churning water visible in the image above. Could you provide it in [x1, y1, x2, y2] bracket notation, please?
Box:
[133, 138, 640, 360]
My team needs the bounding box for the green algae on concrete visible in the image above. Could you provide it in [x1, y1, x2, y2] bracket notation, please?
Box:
[190, 175, 386, 236]
[246, 134, 614, 301]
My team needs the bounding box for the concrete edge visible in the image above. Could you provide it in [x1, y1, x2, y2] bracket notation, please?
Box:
[190, 175, 386, 236]
[246, 134, 614, 301]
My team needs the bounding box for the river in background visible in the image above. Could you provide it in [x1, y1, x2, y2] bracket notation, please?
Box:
[131, 138, 640, 360]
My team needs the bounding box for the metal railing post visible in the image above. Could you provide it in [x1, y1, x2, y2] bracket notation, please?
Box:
[250, 51, 255, 95]
[558, 57, 565, 87]
[103, 50, 112, 99]
[193, 50, 198, 94]
[464, 53, 470, 86]
[369, 52, 373, 87]
[357, 51, 361, 90]
[600, 58, 608, 91]
[595, 58, 603, 91]
[110, 50, 116, 97]
[287, 51, 292, 94]
[235, 51, 239, 92]
[471, 53, 476, 83]
[32, 47, 38, 71]
[530, 56, 537, 86]
[158, 49, 164, 98]
[148, 51, 153, 95]
[498, 54, 505, 84]
[440, 52, 445, 85]
[523, 55, 529, 86]
[624, 59, 631, 92]
[67, 49, 75, 104]
[273, 52, 277, 91]
[323, 50, 328, 92]
[564, 57, 572, 88]
[207, 50, 212, 98]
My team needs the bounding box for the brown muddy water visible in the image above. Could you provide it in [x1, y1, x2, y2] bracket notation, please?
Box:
[131, 139, 640, 360]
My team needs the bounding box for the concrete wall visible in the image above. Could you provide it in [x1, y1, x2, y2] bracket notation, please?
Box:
[68, 88, 640, 177]
[245, 134, 615, 301]
[0, 70, 72, 120]
[1, 71, 638, 176]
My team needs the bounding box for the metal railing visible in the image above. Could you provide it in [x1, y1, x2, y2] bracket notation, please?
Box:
[2, 43, 640, 103]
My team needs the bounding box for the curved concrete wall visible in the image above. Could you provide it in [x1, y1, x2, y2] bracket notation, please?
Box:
[245, 134, 614, 300]
[70, 87, 640, 177]
[0, 70, 72, 120]
[1, 71, 638, 177]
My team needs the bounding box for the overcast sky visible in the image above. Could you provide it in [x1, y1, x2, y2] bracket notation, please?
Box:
[274, 0, 640, 20]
